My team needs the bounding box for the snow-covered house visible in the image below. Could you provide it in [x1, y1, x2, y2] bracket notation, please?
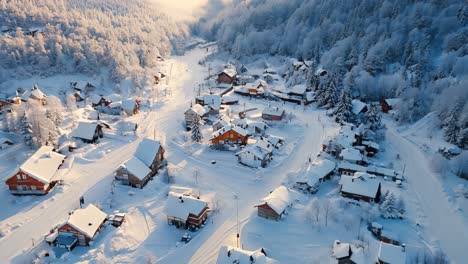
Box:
[185, 104, 207, 130]
[376, 242, 406, 264]
[294, 159, 336, 194]
[90, 94, 108, 108]
[56, 204, 107, 248]
[115, 138, 165, 188]
[248, 121, 268, 136]
[0, 138, 13, 149]
[265, 135, 284, 148]
[213, 114, 232, 131]
[235, 145, 271, 168]
[351, 99, 368, 115]
[73, 91, 84, 102]
[121, 99, 139, 116]
[262, 107, 285, 121]
[217, 68, 237, 84]
[22, 85, 46, 105]
[164, 192, 209, 230]
[221, 95, 238, 105]
[211, 125, 249, 148]
[72, 122, 103, 144]
[5, 146, 66, 195]
[288, 85, 306, 98]
[381, 98, 400, 113]
[232, 118, 248, 129]
[339, 173, 382, 203]
[196, 94, 221, 115]
[245, 79, 267, 97]
[216, 245, 278, 264]
[255, 186, 294, 221]
[332, 240, 365, 264]
[71, 81, 95, 92]
[339, 147, 365, 165]
[361, 140, 380, 157]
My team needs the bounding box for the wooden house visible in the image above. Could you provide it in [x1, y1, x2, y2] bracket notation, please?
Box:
[245, 80, 266, 97]
[339, 147, 366, 165]
[56, 204, 107, 248]
[90, 95, 108, 108]
[217, 68, 237, 84]
[115, 138, 165, 188]
[255, 186, 293, 221]
[164, 192, 209, 230]
[294, 159, 336, 194]
[339, 173, 381, 203]
[262, 107, 285, 121]
[22, 85, 47, 105]
[5, 146, 65, 195]
[71, 81, 95, 92]
[381, 98, 400, 113]
[121, 99, 140, 116]
[211, 125, 249, 148]
[184, 104, 207, 130]
[351, 99, 368, 115]
[73, 91, 84, 102]
[71, 122, 103, 143]
[195, 94, 221, 115]
[212, 115, 232, 132]
[376, 242, 406, 264]
[332, 240, 364, 264]
[235, 144, 272, 168]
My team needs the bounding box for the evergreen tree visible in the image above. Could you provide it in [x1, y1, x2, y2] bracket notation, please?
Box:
[380, 192, 401, 219]
[17, 113, 34, 146]
[334, 88, 353, 123]
[317, 76, 337, 109]
[365, 104, 382, 131]
[444, 115, 459, 145]
[191, 116, 203, 143]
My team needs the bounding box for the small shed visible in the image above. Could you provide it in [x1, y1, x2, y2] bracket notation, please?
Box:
[381, 98, 400, 113]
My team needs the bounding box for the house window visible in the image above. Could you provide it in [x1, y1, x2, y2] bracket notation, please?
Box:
[31, 186, 36, 190]
[230, 133, 234, 138]
[22, 174, 27, 180]
[17, 175, 21, 180]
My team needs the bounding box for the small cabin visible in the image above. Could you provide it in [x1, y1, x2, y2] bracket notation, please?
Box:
[217, 68, 237, 84]
[164, 192, 209, 230]
[339, 173, 381, 203]
[184, 104, 207, 130]
[211, 125, 249, 148]
[262, 107, 285, 121]
[71, 122, 103, 143]
[255, 186, 293, 221]
[121, 99, 139, 116]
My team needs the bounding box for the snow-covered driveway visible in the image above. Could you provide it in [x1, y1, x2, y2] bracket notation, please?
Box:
[386, 126, 468, 263]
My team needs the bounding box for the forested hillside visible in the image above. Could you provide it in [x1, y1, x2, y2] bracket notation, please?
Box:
[196, 0, 468, 148]
[0, 0, 187, 87]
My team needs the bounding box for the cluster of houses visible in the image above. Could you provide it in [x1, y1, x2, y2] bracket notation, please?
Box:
[332, 240, 406, 264]
[0, 85, 48, 110]
[216, 246, 278, 264]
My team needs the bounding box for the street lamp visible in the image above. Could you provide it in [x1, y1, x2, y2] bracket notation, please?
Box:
[233, 192, 239, 248]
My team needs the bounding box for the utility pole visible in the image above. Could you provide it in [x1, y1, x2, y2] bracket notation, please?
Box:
[233, 192, 240, 248]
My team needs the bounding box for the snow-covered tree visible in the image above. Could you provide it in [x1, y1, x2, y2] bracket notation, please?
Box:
[67, 94, 77, 111]
[365, 104, 382, 131]
[191, 117, 203, 143]
[380, 192, 402, 219]
[444, 115, 460, 145]
[334, 88, 353, 123]
[317, 76, 337, 109]
[17, 113, 34, 147]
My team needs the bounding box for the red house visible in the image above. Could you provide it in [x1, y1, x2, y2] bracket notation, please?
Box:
[164, 192, 209, 230]
[56, 204, 107, 247]
[5, 146, 66, 195]
[262, 107, 285, 121]
[211, 125, 249, 148]
[255, 186, 294, 221]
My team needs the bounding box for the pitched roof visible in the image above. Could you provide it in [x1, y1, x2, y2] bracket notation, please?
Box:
[255, 138, 275, 153]
[212, 125, 249, 138]
[266, 135, 283, 146]
[339, 173, 380, 199]
[352, 99, 367, 114]
[203, 95, 221, 111]
[245, 79, 267, 90]
[339, 148, 363, 162]
[257, 186, 293, 215]
[135, 138, 161, 167]
[377, 242, 406, 264]
[262, 107, 285, 117]
[120, 157, 151, 180]
[72, 122, 99, 140]
[221, 68, 237, 78]
[214, 115, 232, 128]
[164, 192, 208, 220]
[235, 145, 270, 160]
[384, 98, 400, 107]
[65, 204, 107, 238]
[14, 146, 65, 184]
[22, 86, 45, 100]
[297, 159, 336, 187]
[290, 85, 306, 95]
[216, 245, 279, 264]
[333, 240, 351, 259]
[74, 81, 93, 90]
[186, 104, 207, 116]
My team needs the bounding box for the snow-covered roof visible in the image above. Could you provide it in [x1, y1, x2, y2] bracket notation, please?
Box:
[214, 115, 232, 127]
[187, 104, 207, 117]
[339, 172, 380, 199]
[258, 186, 293, 215]
[297, 159, 336, 187]
[352, 99, 367, 114]
[362, 140, 380, 150]
[203, 95, 221, 110]
[212, 125, 249, 138]
[339, 148, 363, 162]
[66, 204, 107, 238]
[255, 138, 275, 153]
[14, 146, 65, 184]
[108, 101, 122, 108]
[135, 138, 161, 168]
[72, 122, 99, 140]
[290, 85, 306, 95]
[0, 138, 12, 144]
[235, 145, 270, 160]
[121, 99, 136, 110]
[306, 91, 314, 101]
[266, 135, 284, 146]
[105, 94, 122, 102]
[384, 98, 400, 107]
[216, 245, 278, 264]
[232, 118, 248, 128]
[221, 96, 238, 104]
[333, 240, 351, 259]
[164, 192, 208, 220]
[74, 81, 93, 90]
[367, 165, 396, 177]
[22, 86, 46, 100]
[90, 94, 105, 104]
[245, 79, 266, 90]
[262, 107, 285, 117]
[221, 68, 237, 78]
[377, 242, 406, 264]
[120, 157, 151, 180]
[338, 162, 367, 172]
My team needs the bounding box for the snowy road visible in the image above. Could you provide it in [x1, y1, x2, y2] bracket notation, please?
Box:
[387, 125, 468, 263]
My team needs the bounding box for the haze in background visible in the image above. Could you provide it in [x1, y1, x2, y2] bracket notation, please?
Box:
[148, 0, 209, 21]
